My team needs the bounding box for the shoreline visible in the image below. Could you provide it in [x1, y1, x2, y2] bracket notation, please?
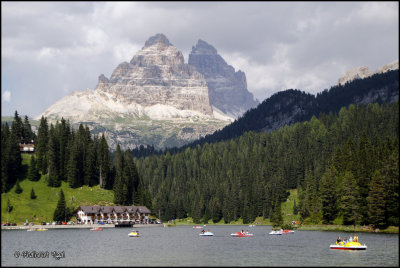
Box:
[163, 223, 399, 234]
[2, 223, 398, 234]
[1, 223, 162, 230]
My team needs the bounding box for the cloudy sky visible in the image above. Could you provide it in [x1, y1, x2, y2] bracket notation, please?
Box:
[2, 1, 399, 118]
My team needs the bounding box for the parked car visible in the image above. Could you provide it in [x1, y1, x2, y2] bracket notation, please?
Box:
[42, 222, 46, 225]
[62, 222, 67, 225]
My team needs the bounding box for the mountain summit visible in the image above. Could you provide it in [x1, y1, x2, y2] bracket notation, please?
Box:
[144, 33, 172, 47]
[188, 39, 258, 118]
[94, 34, 213, 116]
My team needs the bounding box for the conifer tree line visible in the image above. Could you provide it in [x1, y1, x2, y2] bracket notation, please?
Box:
[135, 102, 398, 227]
[1, 113, 151, 209]
[1, 111, 29, 192]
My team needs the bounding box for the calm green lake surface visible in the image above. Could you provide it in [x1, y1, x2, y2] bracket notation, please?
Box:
[1, 225, 398, 266]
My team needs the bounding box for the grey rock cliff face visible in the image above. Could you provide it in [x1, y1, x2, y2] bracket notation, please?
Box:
[96, 34, 213, 115]
[188, 40, 258, 118]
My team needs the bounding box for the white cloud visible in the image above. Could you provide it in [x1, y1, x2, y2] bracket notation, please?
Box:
[2, 90, 11, 102]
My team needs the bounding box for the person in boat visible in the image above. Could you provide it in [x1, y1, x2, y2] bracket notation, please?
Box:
[241, 229, 244, 234]
[343, 238, 347, 245]
[349, 236, 353, 242]
[336, 236, 342, 244]
[201, 230, 205, 233]
[354, 234, 358, 242]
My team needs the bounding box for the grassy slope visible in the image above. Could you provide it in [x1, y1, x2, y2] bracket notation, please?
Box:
[1, 154, 115, 224]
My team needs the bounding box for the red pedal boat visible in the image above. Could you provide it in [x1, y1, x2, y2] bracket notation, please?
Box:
[231, 231, 253, 237]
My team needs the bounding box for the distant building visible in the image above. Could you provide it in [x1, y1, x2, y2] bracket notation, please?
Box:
[19, 139, 35, 153]
[75, 206, 151, 224]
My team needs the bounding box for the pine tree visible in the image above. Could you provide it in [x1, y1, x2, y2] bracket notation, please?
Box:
[271, 198, 283, 227]
[23, 115, 35, 141]
[30, 188, 37, 199]
[319, 166, 338, 224]
[47, 130, 61, 187]
[14, 179, 23, 194]
[84, 140, 96, 187]
[98, 135, 111, 189]
[53, 189, 67, 222]
[36, 116, 49, 174]
[7, 198, 13, 213]
[293, 199, 298, 215]
[366, 170, 387, 229]
[339, 171, 360, 226]
[4, 122, 23, 192]
[113, 144, 126, 204]
[27, 155, 40, 181]
[11, 111, 24, 140]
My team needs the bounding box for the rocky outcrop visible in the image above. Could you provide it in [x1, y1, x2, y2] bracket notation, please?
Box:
[373, 59, 399, 75]
[188, 39, 258, 119]
[338, 59, 399, 86]
[338, 66, 371, 86]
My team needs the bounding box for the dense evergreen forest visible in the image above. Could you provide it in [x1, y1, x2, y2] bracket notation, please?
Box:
[1, 112, 152, 210]
[135, 102, 398, 228]
[2, 101, 398, 228]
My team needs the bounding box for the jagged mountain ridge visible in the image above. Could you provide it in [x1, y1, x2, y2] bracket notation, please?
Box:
[38, 33, 260, 150]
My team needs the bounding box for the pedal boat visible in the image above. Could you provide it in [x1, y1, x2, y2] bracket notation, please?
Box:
[90, 227, 102, 231]
[231, 231, 253, 237]
[128, 230, 140, 237]
[36, 228, 48, 231]
[330, 241, 367, 250]
[193, 226, 203, 229]
[199, 231, 214, 236]
[269, 230, 282, 235]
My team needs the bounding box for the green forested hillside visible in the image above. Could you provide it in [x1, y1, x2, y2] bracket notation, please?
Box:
[1, 154, 115, 224]
[136, 102, 398, 228]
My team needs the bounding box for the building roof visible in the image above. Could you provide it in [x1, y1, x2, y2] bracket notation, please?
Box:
[100, 206, 114, 214]
[79, 206, 101, 214]
[77, 205, 151, 214]
[136, 206, 151, 214]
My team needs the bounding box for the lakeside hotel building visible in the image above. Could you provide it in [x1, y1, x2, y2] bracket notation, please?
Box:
[76, 206, 151, 224]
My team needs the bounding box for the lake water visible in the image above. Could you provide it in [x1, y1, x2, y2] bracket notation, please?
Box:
[1, 225, 398, 266]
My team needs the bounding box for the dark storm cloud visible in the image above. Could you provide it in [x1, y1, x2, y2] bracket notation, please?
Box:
[1, 1, 398, 117]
